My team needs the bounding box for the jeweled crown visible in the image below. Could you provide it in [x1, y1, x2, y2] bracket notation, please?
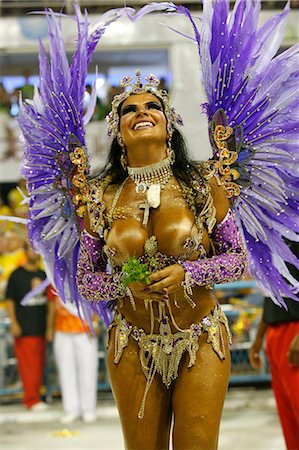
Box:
[105, 70, 183, 139]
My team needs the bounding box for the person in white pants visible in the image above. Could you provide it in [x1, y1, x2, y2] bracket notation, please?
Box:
[47, 287, 99, 424]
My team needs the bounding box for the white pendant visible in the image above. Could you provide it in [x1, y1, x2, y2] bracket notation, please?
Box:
[146, 184, 161, 208]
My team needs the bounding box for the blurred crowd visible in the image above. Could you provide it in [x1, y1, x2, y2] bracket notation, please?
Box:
[0, 73, 115, 166]
[0, 182, 28, 306]
[0, 81, 24, 163]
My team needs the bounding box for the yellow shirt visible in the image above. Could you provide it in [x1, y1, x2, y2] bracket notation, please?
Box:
[0, 249, 26, 300]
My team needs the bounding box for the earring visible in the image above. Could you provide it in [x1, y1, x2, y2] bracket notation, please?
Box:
[117, 132, 127, 170]
[120, 148, 128, 170]
[167, 143, 175, 165]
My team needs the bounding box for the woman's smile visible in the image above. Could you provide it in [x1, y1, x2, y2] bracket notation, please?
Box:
[133, 120, 154, 131]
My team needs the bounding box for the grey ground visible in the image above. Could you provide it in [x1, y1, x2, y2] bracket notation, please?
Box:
[0, 388, 285, 450]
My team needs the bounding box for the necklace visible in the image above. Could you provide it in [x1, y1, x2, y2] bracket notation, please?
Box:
[127, 156, 173, 211]
[127, 156, 173, 194]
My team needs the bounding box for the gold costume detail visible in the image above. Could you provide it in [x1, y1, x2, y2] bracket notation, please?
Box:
[144, 235, 158, 256]
[214, 124, 233, 149]
[127, 156, 174, 216]
[211, 124, 241, 198]
[109, 305, 231, 419]
[106, 205, 134, 222]
[69, 146, 89, 218]
[127, 156, 173, 191]
[87, 176, 112, 235]
[182, 272, 196, 308]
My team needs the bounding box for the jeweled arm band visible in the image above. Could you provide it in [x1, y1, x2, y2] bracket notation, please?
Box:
[178, 209, 248, 289]
[76, 230, 126, 302]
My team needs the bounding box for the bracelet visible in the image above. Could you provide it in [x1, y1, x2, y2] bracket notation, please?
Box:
[182, 272, 196, 308]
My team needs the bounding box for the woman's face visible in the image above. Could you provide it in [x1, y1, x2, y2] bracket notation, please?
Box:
[119, 93, 167, 149]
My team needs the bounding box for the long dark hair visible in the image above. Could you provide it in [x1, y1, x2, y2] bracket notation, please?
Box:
[97, 127, 202, 188]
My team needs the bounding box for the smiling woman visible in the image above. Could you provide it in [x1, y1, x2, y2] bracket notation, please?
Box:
[75, 70, 246, 449]
[17, 1, 298, 449]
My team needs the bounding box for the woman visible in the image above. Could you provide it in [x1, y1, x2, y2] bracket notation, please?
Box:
[76, 73, 248, 449]
[16, 2, 297, 449]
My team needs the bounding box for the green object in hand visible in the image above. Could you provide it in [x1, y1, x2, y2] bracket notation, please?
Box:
[122, 257, 150, 287]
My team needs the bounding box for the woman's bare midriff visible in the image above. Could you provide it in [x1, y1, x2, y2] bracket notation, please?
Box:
[116, 286, 218, 334]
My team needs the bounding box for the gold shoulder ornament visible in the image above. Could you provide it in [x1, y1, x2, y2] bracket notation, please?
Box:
[206, 108, 255, 201]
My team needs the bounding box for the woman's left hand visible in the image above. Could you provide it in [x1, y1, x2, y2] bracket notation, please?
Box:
[146, 264, 185, 296]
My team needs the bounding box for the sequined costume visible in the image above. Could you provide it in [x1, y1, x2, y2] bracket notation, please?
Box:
[75, 168, 246, 417]
[76, 197, 247, 303]
[76, 170, 248, 304]
[110, 306, 231, 419]
[179, 209, 248, 287]
[14, 0, 298, 427]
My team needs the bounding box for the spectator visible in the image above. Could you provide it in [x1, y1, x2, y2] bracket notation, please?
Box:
[0, 82, 10, 112]
[249, 242, 299, 450]
[20, 69, 34, 100]
[0, 232, 8, 302]
[47, 286, 99, 424]
[1, 230, 26, 292]
[158, 77, 169, 92]
[6, 241, 50, 410]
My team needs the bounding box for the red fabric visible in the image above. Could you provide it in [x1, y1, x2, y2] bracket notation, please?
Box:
[46, 285, 57, 302]
[14, 336, 46, 408]
[266, 322, 299, 450]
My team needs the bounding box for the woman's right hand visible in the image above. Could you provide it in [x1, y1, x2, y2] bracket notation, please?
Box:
[249, 337, 263, 370]
[10, 321, 22, 337]
[128, 281, 167, 303]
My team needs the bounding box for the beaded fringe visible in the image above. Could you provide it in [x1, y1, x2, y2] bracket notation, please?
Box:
[109, 305, 231, 419]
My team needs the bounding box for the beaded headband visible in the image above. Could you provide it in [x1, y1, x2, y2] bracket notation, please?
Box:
[105, 70, 183, 139]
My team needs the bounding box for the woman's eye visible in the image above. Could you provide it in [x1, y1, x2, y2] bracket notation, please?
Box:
[147, 102, 162, 111]
[121, 105, 136, 116]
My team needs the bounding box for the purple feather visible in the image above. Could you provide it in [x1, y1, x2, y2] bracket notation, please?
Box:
[18, 3, 134, 327]
[124, 2, 176, 22]
[244, 230, 297, 307]
[210, 0, 229, 64]
[21, 279, 50, 306]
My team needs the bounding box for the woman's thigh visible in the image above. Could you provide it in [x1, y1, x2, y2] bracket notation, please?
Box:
[172, 326, 231, 450]
[107, 328, 172, 450]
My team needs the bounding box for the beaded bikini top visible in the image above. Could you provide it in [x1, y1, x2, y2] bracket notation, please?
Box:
[87, 163, 216, 271]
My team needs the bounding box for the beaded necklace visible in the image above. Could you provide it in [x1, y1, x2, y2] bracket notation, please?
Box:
[127, 156, 173, 213]
[127, 155, 173, 193]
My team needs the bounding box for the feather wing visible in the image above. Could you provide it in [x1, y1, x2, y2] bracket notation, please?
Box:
[168, 0, 298, 304]
[19, 1, 298, 311]
[18, 4, 129, 326]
